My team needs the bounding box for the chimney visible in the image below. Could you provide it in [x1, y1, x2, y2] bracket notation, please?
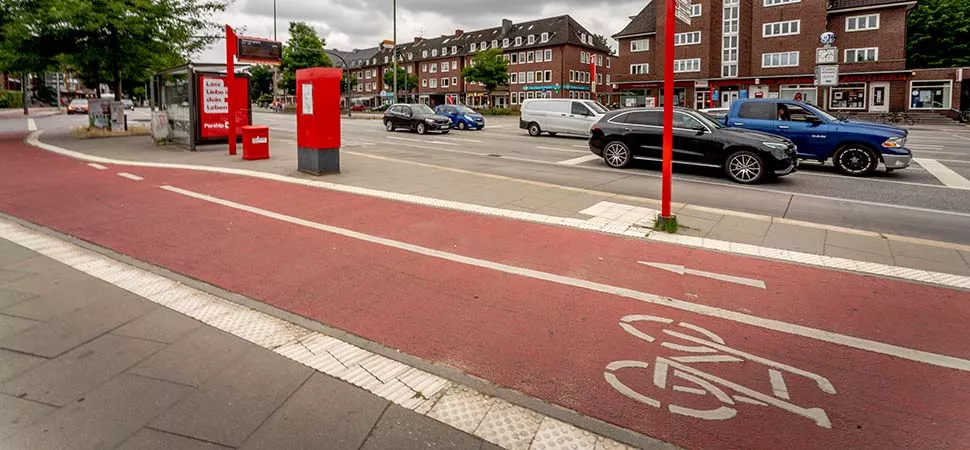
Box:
[455, 29, 464, 37]
[502, 19, 513, 35]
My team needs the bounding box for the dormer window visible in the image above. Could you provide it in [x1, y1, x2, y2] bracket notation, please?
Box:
[540, 32, 549, 43]
[503, 38, 510, 47]
[470, 43, 477, 51]
[422, 50, 428, 58]
[431, 49, 438, 57]
[492, 40, 498, 48]
[452, 46, 457, 54]
[480, 41, 487, 50]
[442, 47, 447, 55]
[515, 36, 522, 46]
[384, 56, 388, 63]
[527, 34, 535, 44]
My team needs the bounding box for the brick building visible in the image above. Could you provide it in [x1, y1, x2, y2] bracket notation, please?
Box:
[612, 0, 968, 114]
[341, 15, 616, 108]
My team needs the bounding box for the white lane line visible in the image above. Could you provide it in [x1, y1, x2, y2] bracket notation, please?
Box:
[638, 261, 767, 289]
[913, 150, 966, 156]
[572, 144, 589, 149]
[933, 158, 970, 165]
[87, 163, 108, 170]
[270, 127, 296, 133]
[769, 369, 790, 400]
[116, 172, 144, 181]
[387, 136, 455, 146]
[558, 155, 601, 165]
[27, 118, 37, 131]
[949, 134, 970, 142]
[914, 158, 970, 189]
[538, 146, 589, 154]
[158, 185, 970, 373]
[0, 219, 632, 450]
[444, 137, 484, 143]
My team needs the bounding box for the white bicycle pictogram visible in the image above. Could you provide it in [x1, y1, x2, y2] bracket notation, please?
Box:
[604, 315, 837, 428]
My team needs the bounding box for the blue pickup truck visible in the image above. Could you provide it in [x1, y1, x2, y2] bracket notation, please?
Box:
[720, 99, 911, 175]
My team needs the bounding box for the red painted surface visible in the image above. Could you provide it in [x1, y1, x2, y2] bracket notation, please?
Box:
[241, 126, 269, 160]
[1, 134, 969, 449]
[198, 73, 250, 140]
[296, 68, 342, 150]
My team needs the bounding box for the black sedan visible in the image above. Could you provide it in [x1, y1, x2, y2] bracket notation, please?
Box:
[383, 103, 452, 135]
[588, 107, 798, 184]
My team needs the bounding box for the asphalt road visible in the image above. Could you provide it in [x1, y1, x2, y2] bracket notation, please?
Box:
[5, 109, 970, 244]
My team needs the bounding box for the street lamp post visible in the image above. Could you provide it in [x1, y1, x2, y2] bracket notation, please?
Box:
[392, 0, 397, 104]
[328, 51, 353, 118]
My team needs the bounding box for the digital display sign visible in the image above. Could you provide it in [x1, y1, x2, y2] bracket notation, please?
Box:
[237, 37, 282, 64]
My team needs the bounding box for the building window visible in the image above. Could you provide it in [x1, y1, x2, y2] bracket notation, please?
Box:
[470, 43, 477, 52]
[503, 38, 510, 47]
[673, 58, 701, 72]
[511, 93, 518, 105]
[534, 50, 542, 63]
[535, 71, 542, 82]
[830, 83, 866, 109]
[441, 77, 449, 88]
[846, 14, 879, 32]
[442, 62, 450, 72]
[519, 52, 526, 63]
[674, 31, 702, 46]
[492, 40, 498, 48]
[581, 52, 588, 63]
[544, 49, 552, 61]
[519, 71, 526, 83]
[480, 41, 487, 50]
[569, 70, 575, 82]
[606, 74, 611, 84]
[691, 4, 702, 16]
[510, 72, 518, 84]
[606, 57, 611, 68]
[511, 53, 518, 64]
[430, 79, 437, 88]
[541, 32, 550, 42]
[432, 49, 438, 57]
[515, 36, 522, 46]
[761, 51, 799, 68]
[422, 50, 428, 58]
[763, 20, 800, 37]
[452, 77, 457, 85]
[527, 72, 535, 83]
[631, 39, 650, 52]
[451, 61, 457, 70]
[845, 47, 878, 63]
[630, 63, 649, 75]
[764, 0, 799, 6]
[597, 74, 603, 85]
[430, 64, 438, 73]
[545, 70, 552, 82]
[527, 51, 534, 63]
[452, 46, 457, 54]
[422, 79, 428, 87]
[779, 84, 817, 104]
[528, 35, 536, 45]
[910, 80, 952, 109]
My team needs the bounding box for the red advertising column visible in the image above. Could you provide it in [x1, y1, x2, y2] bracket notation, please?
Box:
[296, 68, 342, 175]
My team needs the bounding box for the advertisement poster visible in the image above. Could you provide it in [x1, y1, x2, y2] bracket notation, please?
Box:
[197, 74, 249, 139]
[88, 99, 111, 129]
[645, 97, 656, 107]
[302, 83, 314, 115]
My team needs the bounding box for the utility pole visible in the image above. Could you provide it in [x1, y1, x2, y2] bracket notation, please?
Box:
[272, 0, 280, 106]
[21, 73, 29, 115]
[56, 73, 62, 111]
[392, 0, 397, 104]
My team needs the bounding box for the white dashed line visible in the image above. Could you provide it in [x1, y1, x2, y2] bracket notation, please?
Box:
[538, 146, 589, 154]
[87, 163, 108, 170]
[27, 118, 37, 131]
[117, 172, 144, 181]
[914, 158, 970, 189]
[558, 154, 603, 165]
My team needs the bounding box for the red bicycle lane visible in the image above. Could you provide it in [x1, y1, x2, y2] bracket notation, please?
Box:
[1, 135, 969, 449]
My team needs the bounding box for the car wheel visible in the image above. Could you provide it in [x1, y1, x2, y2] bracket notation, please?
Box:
[458, 122, 466, 130]
[384, 120, 394, 132]
[724, 150, 766, 184]
[528, 122, 542, 137]
[603, 141, 632, 168]
[833, 145, 878, 176]
[416, 123, 427, 135]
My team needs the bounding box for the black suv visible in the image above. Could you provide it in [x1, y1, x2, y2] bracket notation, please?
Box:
[588, 107, 798, 184]
[383, 103, 452, 135]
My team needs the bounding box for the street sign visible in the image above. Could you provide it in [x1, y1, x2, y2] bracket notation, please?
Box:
[815, 65, 839, 86]
[237, 36, 283, 65]
[675, 0, 692, 25]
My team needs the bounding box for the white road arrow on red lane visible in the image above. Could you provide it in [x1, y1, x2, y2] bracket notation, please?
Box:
[638, 261, 767, 289]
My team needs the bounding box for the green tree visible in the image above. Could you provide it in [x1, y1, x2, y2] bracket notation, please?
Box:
[592, 34, 616, 56]
[383, 67, 418, 94]
[461, 48, 509, 99]
[341, 73, 358, 95]
[907, 0, 970, 68]
[279, 22, 332, 94]
[248, 64, 274, 99]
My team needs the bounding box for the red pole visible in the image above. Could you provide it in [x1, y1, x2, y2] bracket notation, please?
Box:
[661, 0, 675, 219]
[226, 25, 237, 156]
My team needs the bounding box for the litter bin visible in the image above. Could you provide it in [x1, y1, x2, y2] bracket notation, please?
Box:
[241, 125, 270, 160]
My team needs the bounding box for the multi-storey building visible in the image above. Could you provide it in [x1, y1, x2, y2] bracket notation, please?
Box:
[345, 15, 616, 108]
[612, 0, 967, 113]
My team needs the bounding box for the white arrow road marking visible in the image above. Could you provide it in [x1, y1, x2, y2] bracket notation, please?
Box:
[638, 261, 767, 289]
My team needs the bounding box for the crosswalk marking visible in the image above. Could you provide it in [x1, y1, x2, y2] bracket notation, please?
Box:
[558, 154, 602, 165]
[914, 158, 970, 189]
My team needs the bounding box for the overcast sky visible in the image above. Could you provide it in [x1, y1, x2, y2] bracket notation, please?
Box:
[197, 0, 646, 63]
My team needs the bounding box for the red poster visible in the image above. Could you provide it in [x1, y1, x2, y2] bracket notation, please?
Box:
[198, 74, 249, 139]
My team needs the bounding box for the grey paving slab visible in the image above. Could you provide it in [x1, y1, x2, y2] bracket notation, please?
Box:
[0, 349, 46, 383]
[677, 216, 719, 238]
[893, 255, 970, 276]
[0, 314, 38, 341]
[0, 394, 55, 441]
[116, 429, 233, 450]
[0, 269, 31, 284]
[824, 244, 896, 266]
[1, 334, 164, 406]
[825, 231, 893, 257]
[360, 404, 486, 450]
[705, 228, 766, 246]
[112, 307, 203, 344]
[0, 240, 36, 266]
[888, 240, 970, 267]
[0, 277, 129, 322]
[0, 374, 190, 450]
[763, 222, 826, 255]
[0, 258, 94, 294]
[150, 347, 313, 447]
[0, 287, 35, 310]
[709, 215, 772, 236]
[961, 250, 970, 267]
[674, 206, 725, 222]
[0, 295, 156, 358]
[239, 373, 388, 450]
[128, 326, 254, 387]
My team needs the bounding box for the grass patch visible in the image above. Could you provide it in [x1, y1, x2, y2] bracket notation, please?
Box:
[71, 126, 150, 139]
[653, 215, 680, 234]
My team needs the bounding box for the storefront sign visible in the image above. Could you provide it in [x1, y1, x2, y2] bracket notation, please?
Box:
[523, 84, 561, 91]
[695, 80, 709, 88]
[676, 0, 692, 25]
[839, 73, 908, 82]
[739, 89, 748, 99]
[645, 97, 656, 107]
[815, 65, 839, 86]
[562, 84, 591, 91]
[712, 90, 720, 101]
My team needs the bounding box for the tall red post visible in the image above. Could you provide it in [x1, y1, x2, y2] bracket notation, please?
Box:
[661, 0, 676, 219]
[226, 25, 238, 156]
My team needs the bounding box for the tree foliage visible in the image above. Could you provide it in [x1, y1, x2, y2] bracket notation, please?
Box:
[461, 48, 509, 95]
[383, 67, 418, 92]
[248, 64, 274, 99]
[907, 0, 970, 68]
[592, 34, 616, 56]
[279, 22, 332, 94]
[341, 73, 358, 95]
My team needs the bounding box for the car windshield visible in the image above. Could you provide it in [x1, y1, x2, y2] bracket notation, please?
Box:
[70, 100, 86, 106]
[456, 106, 477, 114]
[411, 104, 435, 115]
[694, 111, 725, 129]
[584, 101, 609, 114]
[809, 106, 839, 121]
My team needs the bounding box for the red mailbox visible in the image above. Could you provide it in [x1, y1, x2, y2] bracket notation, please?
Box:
[241, 125, 270, 160]
[296, 68, 342, 174]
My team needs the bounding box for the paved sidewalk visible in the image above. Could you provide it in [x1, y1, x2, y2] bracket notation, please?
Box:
[34, 130, 970, 278]
[0, 236, 501, 450]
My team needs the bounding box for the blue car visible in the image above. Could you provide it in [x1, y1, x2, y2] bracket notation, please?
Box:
[434, 105, 486, 130]
[722, 99, 911, 175]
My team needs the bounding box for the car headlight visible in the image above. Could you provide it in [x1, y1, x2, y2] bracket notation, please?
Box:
[425, 118, 435, 124]
[762, 142, 789, 150]
[464, 115, 474, 121]
[882, 136, 906, 148]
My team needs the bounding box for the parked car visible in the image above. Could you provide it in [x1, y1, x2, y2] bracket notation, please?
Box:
[370, 104, 391, 112]
[699, 107, 729, 121]
[588, 107, 798, 184]
[66, 99, 88, 115]
[435, 104, 485, 130]
[351, 104, 366, 112]
[383, 103, 452, 135]
[121, 99, 135, 111]
[722, 99, 911, 175]
[520, 99, 609, 137]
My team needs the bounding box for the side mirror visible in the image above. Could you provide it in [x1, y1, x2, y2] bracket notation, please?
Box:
[693, 126, 706, 135]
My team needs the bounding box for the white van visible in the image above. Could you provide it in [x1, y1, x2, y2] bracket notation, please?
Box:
[519, 99, 609, 137]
